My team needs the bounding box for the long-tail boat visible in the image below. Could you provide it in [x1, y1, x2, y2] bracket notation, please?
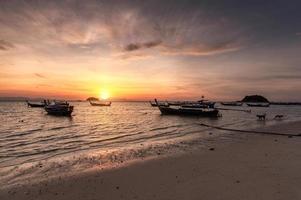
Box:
[44, 101, 73, 116]
[154, 99, 219, 117]
[221, 102, 243, 106]
[26, 100, 45, 108]
[89, 101, 111, 106]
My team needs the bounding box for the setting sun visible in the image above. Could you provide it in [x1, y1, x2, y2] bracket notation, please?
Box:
[100, 90, 110, 100]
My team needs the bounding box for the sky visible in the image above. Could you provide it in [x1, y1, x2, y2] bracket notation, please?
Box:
[0, 0, 300, 101]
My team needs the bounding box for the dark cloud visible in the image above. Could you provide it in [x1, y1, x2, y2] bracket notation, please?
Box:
[123, 38, 241, 56]
[124, 43, 140, 51]
[34, 73, 46, 78]
[0, 40, 14, 51]
[236, 74, 301, 82]
[124, 40, 162, 51]
[272, 75, 301, 80]
[160, 41, 241, 56]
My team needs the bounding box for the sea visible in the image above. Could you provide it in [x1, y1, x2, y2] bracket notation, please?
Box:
[1, 101, 301, 188]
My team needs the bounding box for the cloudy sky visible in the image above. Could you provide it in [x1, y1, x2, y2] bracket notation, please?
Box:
[0, 0, 300, 101]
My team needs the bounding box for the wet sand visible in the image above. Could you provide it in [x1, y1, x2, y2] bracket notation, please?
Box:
[1, 121, 301, 200]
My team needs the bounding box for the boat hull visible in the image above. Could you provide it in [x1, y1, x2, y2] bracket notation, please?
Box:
[27, 101, 45, 108]
[181, 104, 211, 109]
[90, 101, 111, 106]
[158, 106, 219, 117]
[221, 102, 243, 106]
[28, 103, 45, 108]
[45, 106, 73, 116]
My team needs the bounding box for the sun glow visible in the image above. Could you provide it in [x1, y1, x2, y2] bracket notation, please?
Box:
[100, 90, 110, 100]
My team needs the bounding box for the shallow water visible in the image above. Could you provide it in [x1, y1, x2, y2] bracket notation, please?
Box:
[0, 101, 300, 187]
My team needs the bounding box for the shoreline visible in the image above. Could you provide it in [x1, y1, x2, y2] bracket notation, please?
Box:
[1, 120, 301, 199]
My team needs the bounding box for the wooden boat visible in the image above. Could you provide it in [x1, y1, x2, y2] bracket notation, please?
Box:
[53, 100, 69, 106]
[26, 100, 45, 108]
[221, 102, 243, 106]
[166, 101, 184, 106]
[150, 101, 168, 107]
[181, 103, 210, 109]
[150, 101, 158, 107]
[45, 102, 73, 116]
[197, 100, 216, 108]
[158, 106, 219, 117]
[246, 102, 270, 107]
[155, 99, 219, 117]
[89, 101, 111, 106]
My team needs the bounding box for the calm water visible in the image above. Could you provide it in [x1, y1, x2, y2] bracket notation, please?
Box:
[1, 101, 301, 187]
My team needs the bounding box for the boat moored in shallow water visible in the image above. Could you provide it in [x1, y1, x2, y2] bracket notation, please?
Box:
[155, 99, 219, 117]
[45, 102, 73, 116]
[89, 101, 111, 106]
[158, 106, 219, 117]
[150, 100, 168, 107]
[26, 100, 45, 108]
[221, 102, 243, 106]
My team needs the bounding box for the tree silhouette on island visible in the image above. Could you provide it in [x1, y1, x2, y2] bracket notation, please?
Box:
[241, 95, 269, 103]
[86, 97, 99, 101]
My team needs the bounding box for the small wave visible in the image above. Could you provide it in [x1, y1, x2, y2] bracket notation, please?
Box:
[47, 124, 78, 131]
[148, 123, 191, 132]
[10, 148, 61, 158]
[5, 128, 43, 138]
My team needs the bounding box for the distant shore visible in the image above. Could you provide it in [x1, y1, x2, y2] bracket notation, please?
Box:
[1, 121, 301, 200]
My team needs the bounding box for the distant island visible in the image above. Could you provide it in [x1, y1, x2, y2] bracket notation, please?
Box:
[241, 95, 269, 103]
[86, 97, 99, 101]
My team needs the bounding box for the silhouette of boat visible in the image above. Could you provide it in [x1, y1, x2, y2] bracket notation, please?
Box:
[89, 101, 111, 106]
[45, 102, 73, 116]
[166, 101, 185, 106]
[150, 101, 158, 107]
[197, 100, 216, 108]
[179, 101, 215, 108]
[165, 99, 216, 108]
[221, 102, 243, 106]
[155, 99, 219, 117]
[26, 100, 45, 108]
[246, 102, 270, 107]
[150, 101, 168, 107]
[181, 103, 212, 109]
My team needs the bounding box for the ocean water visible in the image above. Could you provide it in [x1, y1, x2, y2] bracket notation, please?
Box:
[0, 101, 301, 187]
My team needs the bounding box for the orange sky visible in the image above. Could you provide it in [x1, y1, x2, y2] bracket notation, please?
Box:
[1, 1, 301, 101]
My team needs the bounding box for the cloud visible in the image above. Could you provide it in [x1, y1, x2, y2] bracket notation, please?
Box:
[160, 43, 241, 56]
[0, 40, 14, 51]
[34, 73, 46, 78]
[272, 75, 301, 80]
[115, 52, 154, 60]
[297, 32, 301, 36]
[124, 43, 140, 51]
[122, 38, 241, 57]
[233, 74, 301, 82]
[124, 40, 162, 51]
[0, 1, 247, 60]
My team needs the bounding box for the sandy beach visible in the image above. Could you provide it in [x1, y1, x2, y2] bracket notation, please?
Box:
[1, 121, 301, 200]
